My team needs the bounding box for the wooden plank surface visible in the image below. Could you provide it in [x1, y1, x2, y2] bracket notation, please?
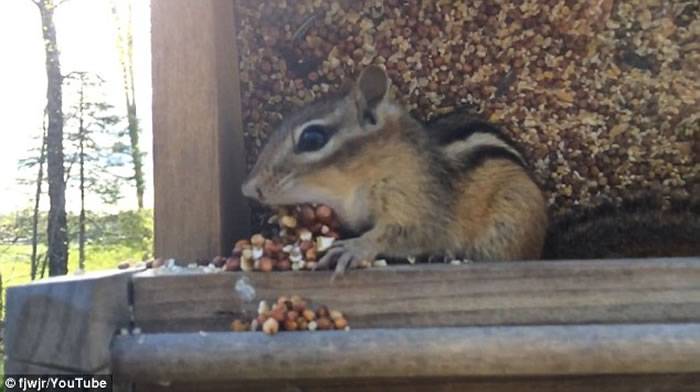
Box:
[4, 269, 140, 372]
[131, 258, 700, 332]
[152, 0, 250, 261]
[112, 324, 700, 382]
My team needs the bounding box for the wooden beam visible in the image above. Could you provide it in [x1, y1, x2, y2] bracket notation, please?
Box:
[151, 0, 250, 260]
[130, 258, 700, 332]
[4, 269, 139, 373]
[117, 374, 700, 392]
[111, 324, 700, 382]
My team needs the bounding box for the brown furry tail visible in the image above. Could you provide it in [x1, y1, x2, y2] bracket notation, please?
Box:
[543, 195, 700, 259]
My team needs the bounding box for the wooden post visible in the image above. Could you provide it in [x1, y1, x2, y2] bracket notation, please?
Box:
[151, 0, 250, 260]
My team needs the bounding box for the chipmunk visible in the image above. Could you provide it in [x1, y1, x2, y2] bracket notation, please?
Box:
[242, 66, 548, 274]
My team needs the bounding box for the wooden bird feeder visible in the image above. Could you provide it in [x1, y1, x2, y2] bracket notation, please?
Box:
[5, 1, 700, 391]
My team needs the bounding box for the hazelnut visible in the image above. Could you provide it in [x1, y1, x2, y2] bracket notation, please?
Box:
[290, 295, 305, 309]
[211, 256, 226, 268]
[305, 247, 317, 261]
[316, 205, 333, 224]
[286, 310, 300, 320]
[231, 319, 249, 332]
[258, 257, 274, 272]
[329, 310, 344, 321]
[284, 319, 299, 331]
[297, 317, 308, 330]
[316, 305, 330, 318]
[299, 204, 316, 224]
[234, 239, 251, 252]
[276, 258, 291, 271]
[251, 233, 265, 248]
[316, 317, 333, 330]
[224, 257, 241, 271]
[310, 223, 323, 234]
[334, 317, 348, 330]
[262, 318, 279, 335]
[280, 215, 298, 229]
[270, 307, 286, 322]
[299, 240, 314, 252]
[263, 239, 281, 256]
[284, 300, 294, 311]
[241, 257, 255, 272]
[303, 309, 316, 321]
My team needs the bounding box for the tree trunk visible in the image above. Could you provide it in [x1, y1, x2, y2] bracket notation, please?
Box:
[36, 0, 68, 276]
[111, 0, 145, 209]
[78, 74, 86, 271]
[30, 120, 48, 281]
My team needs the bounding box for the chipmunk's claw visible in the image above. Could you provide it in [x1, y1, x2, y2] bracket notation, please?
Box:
[317, 238, 376, 278]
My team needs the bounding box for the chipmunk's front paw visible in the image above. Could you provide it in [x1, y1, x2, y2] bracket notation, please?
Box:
[316, 238, 378, 276]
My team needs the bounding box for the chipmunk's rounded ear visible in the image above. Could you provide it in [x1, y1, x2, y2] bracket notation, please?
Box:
[356, 65, 389, 107]
[354, 66, 391, 126]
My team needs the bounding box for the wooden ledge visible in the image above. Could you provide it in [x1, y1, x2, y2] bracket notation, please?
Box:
[112, 323, 700, 382]
[130, 257, 700, 332]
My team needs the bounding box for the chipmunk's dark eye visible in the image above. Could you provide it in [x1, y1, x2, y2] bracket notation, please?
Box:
[296, 125, 330, 153]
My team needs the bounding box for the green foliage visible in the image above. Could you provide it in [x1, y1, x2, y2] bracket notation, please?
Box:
[0, 209, 153, 321]
[0, 209, 47, 245]
[0, 209, 153, 268]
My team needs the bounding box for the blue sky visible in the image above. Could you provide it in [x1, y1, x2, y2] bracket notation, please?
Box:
[0, 0, 153, 213]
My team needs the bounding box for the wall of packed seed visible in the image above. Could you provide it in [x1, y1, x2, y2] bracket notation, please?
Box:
[236, 0, 699, 228]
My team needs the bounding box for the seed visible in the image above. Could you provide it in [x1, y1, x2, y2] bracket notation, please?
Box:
[334, 317, 348, 329]
[280, 215, 298, 229]
[276, 258, 291, 271]
[316, 305, 330, 318]
[303, 309, 316, 321]
[262, 318, 279, 335]
[284, 319, 299, 331]
[316, 205, 333, 224]
[224, 257, 241, 271]
[329, 310, 344, 321]
[251, 233, 265, 248]
[316, 317, 333, 330]
[258, 257, 274, 272]
[299, 204, 316, 224]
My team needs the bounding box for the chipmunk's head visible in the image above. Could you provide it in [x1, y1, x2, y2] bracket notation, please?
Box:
[242, 65, 402, 209]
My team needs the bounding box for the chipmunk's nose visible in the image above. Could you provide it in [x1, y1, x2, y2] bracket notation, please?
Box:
[241, 178, 263, 201]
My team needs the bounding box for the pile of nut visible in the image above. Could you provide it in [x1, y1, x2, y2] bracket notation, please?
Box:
[235, 0, 699, 225]
[231, 295, 350, 335]
[120, 204, 350, 272]
[224, 204, 341, 272]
